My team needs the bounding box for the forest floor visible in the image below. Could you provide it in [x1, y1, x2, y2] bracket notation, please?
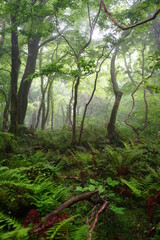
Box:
[0, 129, 160, 239]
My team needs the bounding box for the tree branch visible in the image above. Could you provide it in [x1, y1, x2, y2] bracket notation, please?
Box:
[38, 32, 63, 49]
[0, 68, 11, 74]
[101, 0, 160, 30]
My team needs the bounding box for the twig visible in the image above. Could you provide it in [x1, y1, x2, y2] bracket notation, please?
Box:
[86, 205, 99, 226]
[89, 201, 108, 240]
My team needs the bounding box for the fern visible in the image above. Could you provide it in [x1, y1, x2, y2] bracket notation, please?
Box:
[47, 214, 89, 240]
[121, 178, 142, 197]
[0, 212, 30, 240]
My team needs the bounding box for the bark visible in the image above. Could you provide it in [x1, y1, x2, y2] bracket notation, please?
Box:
[10, 11, 21, 133]
[35, 49, 49, 129]
[41, 78, 53, 129]
[51, 95, 54, 130]
[0, 89, 10, 131]
[124, 57, 136, 85]
[143, 88, 148, 130]
[18, 30, 62, 125]
[65, 80, 75, 128]
[142, 43, 148, 130]
[61, 105, 65, 126]
[18, 36, 40, 125]
[107, 46, 123, 141]
[72, 76, 80, 144]
[3, 92, 10, 132]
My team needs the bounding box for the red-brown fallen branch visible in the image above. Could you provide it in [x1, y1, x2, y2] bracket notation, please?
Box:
[101, 0, 160, 30]
[86, 205, 99, 226]
[33, 190, 99, 234]
[87, 201, 109, 240]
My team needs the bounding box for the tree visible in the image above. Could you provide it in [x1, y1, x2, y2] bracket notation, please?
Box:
[10, 1, 21, 133]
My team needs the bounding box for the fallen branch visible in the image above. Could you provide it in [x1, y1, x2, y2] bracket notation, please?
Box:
[88, 201, 109, 240]
[33, 190, 99, 233]
[101, 0, 160, 31]
[64, 175, 81, 182]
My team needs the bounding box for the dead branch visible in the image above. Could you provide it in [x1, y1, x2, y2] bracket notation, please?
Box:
[64, 175, 81, 182]
[33, 190, 99, 233]
[86, 205, 99, 226]
[89, 201, 108, 240]
[101, 0, 160, 31]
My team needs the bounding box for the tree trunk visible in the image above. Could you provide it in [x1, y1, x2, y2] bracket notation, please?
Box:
[18, 36, 40, 125]
[51, 95, 54, 130]
[41, 78, 53, 130]
[72, 76, 80, 145]
[65, 80, 75, 128]
[107, 46, 123, 142]
[3, 92, 10, 132]
[10, 11, 21, 133]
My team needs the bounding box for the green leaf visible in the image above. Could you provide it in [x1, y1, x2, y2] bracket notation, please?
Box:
[98, 185, 105, 193]
[121, 178, 141, 197]
[88, 185, 96, 191]
[110, 205, 125, 215]
[107, 177, 119, 187]
[76, 186, 84, 192]
[89, 179, 97, 185]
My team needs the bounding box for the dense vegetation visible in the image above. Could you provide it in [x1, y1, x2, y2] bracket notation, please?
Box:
[0, 0, 160, 239]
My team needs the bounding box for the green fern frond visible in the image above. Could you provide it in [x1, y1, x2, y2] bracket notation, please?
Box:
[121, 178, 142, 197]
[0, 212, 30, 240]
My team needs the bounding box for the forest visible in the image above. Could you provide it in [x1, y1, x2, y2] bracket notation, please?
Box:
[0, 0, 160, 239]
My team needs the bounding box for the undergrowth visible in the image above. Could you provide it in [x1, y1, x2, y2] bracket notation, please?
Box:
[0, 130, 160, 239]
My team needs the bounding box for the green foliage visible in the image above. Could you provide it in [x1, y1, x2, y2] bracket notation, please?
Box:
[38, 129, 72, 151]
[121, 178, 142, 197]
[149, 49, 160, 70]
[48, 214, 86, 239]
[104, 142, 144, 176]
[0, 212, 30, 240]
[77, 57, 96, 76]
[28, 62, 63, 80]
[0, 132, 17, 155]
[76, 178, 105, 194]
